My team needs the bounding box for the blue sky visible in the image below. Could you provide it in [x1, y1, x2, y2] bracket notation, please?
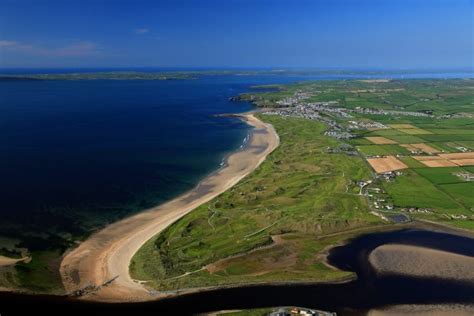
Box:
[0, 0, 472, 69]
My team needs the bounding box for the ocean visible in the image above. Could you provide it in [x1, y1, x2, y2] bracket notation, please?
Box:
[0, 71, 471, 251]
[0, 74, 321, 250]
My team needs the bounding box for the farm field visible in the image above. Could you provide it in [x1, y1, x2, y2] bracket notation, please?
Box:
[133, 78, 474, 291]
[357, 144, 409, 156]
[367, 156, 408, 173]
[354, 115, 473, 227]
[382, 169, 461, 210]
[439, 183, 474, 208]
[259, 79, 474, 230]
[414, 167, 469, 184]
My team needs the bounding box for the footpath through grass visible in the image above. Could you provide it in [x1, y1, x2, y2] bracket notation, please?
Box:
[131, 115, 382, 290]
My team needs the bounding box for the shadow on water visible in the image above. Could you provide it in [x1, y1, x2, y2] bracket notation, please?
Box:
[1, 228, 473, 315]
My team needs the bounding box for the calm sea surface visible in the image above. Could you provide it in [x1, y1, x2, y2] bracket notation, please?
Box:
[0, 74, 324, 249]
[0, 72, 471, 250]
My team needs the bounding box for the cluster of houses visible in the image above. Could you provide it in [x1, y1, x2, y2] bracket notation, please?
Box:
[266, 101, 356, 140]
[324, 130, 354, 140]
[348, 179, 396, 212]
[267, 101, 349, 121]
[267, 91, 466, 136]
[454, 146, 470, 153]
[401, 207, 433, 214]
[347, 120, 388, 130]
[454, 171, 474, 181]
[352, 106, 434, 118]
[439, 112, 474, 119]
[446, 214, 469, 220]
[369, 194, 394, 211]
[266, 104, 321, 120]
[400, 208, 472, 222]
[375, 170, 403, 182]
[275, 90, 313, 106]
[373, 201, 393, 211]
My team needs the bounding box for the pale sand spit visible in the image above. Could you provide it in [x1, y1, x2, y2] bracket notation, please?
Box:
[369, 243, 474, 281]
[0, 256, 29, 267]
[60, 114, 279, 302]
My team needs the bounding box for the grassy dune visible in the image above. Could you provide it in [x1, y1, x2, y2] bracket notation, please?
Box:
[130, 115, 382, 290]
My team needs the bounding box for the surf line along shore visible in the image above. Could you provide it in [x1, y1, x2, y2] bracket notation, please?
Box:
[60, 113, 280, 302]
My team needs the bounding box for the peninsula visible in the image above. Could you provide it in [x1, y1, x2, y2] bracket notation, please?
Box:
[60, 114, 279, 301]
[126, 78, 474, 303]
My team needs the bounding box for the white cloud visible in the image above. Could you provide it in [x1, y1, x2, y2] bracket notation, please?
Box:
[134, 28, 150, 34]
[0, 40, 18, 48]
[0, 39, 100, 57]
[44, 41, 99, 57]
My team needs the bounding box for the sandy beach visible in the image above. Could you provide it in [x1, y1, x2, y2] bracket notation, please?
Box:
[368, 242, 474, 315]
[369, 243, 474, 281]
[60, 113, 279, 302]
[0, 256, 29, 267]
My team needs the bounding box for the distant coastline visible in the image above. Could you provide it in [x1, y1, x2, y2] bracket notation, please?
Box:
[1, 68, 473, 82]
[0, 71, 196, 81]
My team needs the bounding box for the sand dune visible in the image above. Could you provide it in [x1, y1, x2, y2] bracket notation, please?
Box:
[60, 114, 279, 302]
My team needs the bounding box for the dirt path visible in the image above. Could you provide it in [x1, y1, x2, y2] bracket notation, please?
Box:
[59, 114, 279, 302]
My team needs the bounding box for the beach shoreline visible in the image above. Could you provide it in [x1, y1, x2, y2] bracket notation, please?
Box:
[59, 113, 280, 302]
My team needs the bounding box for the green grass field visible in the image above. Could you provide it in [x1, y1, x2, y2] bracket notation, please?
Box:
[132, 78, 474, 290]
[265, 79, 474, 114]
[414, 167, 468, 185]
[382, 135, 426, 144]
[371, 129, 406, 136]
[356, 144, 409, 156]
[131, 115, 383, 290]
[382, 169, 462, 210]
[438, 183, 474, 209]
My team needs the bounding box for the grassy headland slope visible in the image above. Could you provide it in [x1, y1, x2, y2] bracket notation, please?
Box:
[131, 115, 382, 290]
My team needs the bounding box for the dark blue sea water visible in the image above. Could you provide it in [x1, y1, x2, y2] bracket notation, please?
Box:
[0, 74, 330, 249]
[0, 72, 472, 250]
